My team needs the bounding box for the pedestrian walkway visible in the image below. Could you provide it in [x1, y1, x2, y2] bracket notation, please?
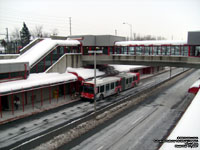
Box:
[0, 94, 80, 125]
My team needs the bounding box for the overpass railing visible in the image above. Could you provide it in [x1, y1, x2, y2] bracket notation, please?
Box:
[82, 45, 200, 57]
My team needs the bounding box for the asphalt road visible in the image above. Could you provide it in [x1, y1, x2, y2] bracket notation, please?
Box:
[69, 69, 200, 150]
[0, 68, 190, 149]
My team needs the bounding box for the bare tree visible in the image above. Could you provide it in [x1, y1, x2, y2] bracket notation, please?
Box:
[31, 25, 43, 38]
[51, 28, 58, 36]
[11, 28, 20, 40]
[43, 32, 50, 38]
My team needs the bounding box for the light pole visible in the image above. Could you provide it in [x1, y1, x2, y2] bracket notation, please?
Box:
[88, 50, 102, 116]
[69, 17, 72, 36]
[123, 22, 133, 40]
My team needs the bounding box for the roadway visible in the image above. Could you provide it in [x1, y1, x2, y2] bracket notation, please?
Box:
[69, 69, 199, 150]
[0, 68, 193, 149]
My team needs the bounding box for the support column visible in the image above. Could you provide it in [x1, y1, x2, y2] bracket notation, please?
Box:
[57, 86, 59, 102]
[22, 91, 24, 112]
[11, 94, 14, 115]
[108, 46, 110, 55]
[0, 95, 2, 118]
[32, 88, 34, 109]
[64, 84, 66, 99]
[41, 88, 43, 106]
[49, 86, 51, 104]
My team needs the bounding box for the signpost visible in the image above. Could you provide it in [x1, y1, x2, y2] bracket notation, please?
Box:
[88, 50, 102, 116]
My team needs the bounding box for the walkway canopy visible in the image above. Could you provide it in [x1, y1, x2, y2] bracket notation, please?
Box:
[0, 72, 77, 96]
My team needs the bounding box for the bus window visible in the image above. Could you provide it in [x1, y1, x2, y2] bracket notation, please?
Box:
[100, 85, 104, 93]
[111, 82, 114, 89]
[126, 79, 129, 84]
[129, 78, 132, 83]
[133, 76, 136, 81]
[115, 81, 119, 86]
[83, 85, 94, 94]
[106, 84, 110, 91]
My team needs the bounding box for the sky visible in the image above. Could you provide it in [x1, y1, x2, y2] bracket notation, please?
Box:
[0, 0, 200, 40]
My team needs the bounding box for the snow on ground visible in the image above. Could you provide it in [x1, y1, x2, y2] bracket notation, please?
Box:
[160, 90, 200, 150]
[115, 40, 187, 46]
[110, 64, 146, 72]
[66, 67, 105, 80]
[0, 72, 77, 94]
[16, 38, 80, 66]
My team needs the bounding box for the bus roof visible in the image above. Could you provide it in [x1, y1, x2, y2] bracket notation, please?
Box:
[117, 72, 136, 78]
[84, 76, 121, 86]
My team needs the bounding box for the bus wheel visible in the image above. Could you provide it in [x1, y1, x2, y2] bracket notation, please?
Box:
[99, 94, 104, 100]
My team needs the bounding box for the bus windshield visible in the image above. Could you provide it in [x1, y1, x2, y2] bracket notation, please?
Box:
[83, 84, 94, 94]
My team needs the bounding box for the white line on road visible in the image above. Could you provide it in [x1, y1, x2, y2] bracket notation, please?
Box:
[131, 116, 143, 125]
[97, 146, 104, 150]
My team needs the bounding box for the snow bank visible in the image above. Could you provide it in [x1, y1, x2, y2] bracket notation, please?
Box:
[160, 91, 200, 150]
[67, 67, 105, 80]
[110, 64, 146, 72]
[0, 72, 77, 94]
[16, 38, 80, 66]
[115, 40, 187, 46]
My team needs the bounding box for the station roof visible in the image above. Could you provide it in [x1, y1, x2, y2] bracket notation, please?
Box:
[0, 38, 80, 67]
[0, 72, 77, 95]
[67, 67, 105, 80]
[84, 76, 120, 86]
[17, 38, 80, 66]
[115, 40, 187, 46]
[110, 65, 147, 72]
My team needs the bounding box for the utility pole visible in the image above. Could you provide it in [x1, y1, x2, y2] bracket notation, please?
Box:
[69, 17, 72, 36]
[5, 28, 9, 42]
[88, 50, 102, 117]
[115, 29, 117, 36]
[5, 28, 9, 52]
[123, 22, 133, 41]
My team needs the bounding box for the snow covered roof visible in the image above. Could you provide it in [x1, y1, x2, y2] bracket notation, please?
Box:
[160, 90, 200, 150]
[67, 67, 105, 80]
[16, 38, 80, 66]
[0, 72, 77, 94]
[115, 40, 187, 46]
[84, 76, 120, 86]
[110, 65, 147, 72]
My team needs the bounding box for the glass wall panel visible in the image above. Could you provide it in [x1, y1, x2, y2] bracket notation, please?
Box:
[175, 46, 180, 55]
[183, 46, 189, 56]
[195, 46, 200, 56]
[129, 47, 135, 55]
[136, 46, 141, 55]
[144, 46, 150, 55]
[153, 46, 158, 55]
[0, 73, 9, 79]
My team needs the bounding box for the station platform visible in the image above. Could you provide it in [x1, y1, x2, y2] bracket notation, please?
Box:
[0, 95, 79, 125]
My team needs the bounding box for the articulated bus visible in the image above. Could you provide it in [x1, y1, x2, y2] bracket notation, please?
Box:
[81, 72, 140, 101]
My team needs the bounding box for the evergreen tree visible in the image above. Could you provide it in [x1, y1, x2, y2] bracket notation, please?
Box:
[20, 22, 31, 47]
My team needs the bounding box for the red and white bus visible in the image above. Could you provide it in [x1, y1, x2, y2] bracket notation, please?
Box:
[81, 72, 140, 101]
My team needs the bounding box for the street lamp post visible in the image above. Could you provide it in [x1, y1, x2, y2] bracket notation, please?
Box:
[88, 50, 102, 116]
[123, 22, 133, 40]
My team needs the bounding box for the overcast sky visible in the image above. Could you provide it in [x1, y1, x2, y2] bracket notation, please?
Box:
[0, 0, 199, 40]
